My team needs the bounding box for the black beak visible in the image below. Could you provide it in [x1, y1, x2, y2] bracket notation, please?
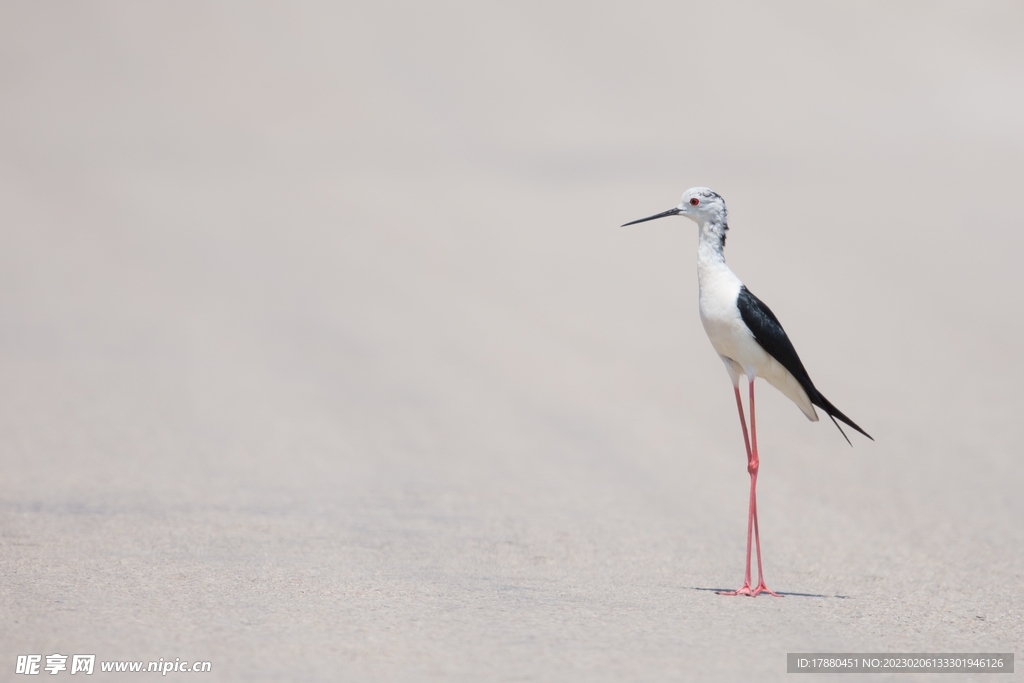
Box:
[621, 207, 681, 227]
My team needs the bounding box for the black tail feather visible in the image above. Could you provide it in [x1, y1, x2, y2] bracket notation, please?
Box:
[812, 390, 873, 444]
[826, 413, 852, 446]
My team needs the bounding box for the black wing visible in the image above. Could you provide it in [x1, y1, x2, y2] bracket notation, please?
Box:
[736, 285, 873, 443]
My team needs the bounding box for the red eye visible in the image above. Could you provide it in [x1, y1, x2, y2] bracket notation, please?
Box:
[689, 198, 700, 206]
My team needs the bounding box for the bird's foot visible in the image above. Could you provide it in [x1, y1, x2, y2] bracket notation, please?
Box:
[716, 582, 782, 597]
[716, 584, 753, 597]
[750, 582, 782, 597]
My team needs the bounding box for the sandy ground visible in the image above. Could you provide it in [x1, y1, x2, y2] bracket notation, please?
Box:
[1, 2, 1022, 681]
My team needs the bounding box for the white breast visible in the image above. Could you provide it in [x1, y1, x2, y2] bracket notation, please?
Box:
[696, 258, 755, 364]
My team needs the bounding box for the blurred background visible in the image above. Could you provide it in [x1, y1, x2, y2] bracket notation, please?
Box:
[1, 1, 1022, 680]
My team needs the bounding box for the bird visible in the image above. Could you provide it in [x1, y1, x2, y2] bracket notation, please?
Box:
[622, 187, 872, 597]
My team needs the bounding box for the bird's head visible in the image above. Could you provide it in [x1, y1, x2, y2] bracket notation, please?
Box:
[622, 187, 727, 228]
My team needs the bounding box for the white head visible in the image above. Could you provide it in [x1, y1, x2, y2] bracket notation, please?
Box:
[677, 187, 727, 226]
[621, 187, 728, 228]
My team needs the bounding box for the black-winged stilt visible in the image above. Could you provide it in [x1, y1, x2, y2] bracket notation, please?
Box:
[623, 187, 872, 597]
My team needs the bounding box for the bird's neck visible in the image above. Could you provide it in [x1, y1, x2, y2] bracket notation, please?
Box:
[696, 219, 728, 267]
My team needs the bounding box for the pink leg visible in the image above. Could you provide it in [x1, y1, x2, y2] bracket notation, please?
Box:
[717, 384, 755, 596]
[718, 379, 782, 598]
[748, 379, 780, 597]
